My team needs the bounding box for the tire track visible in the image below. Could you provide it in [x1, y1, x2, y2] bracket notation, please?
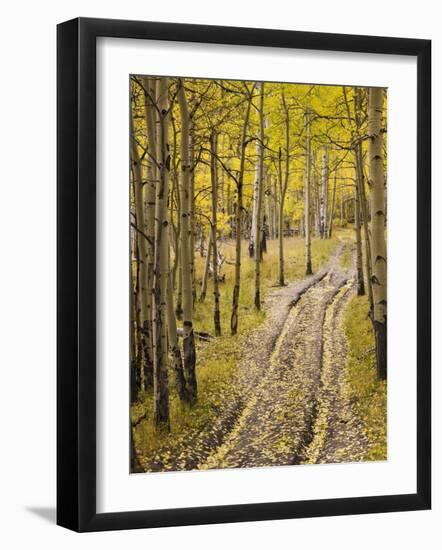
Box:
[300, 282, 369, 464]
[200, 253, 354, 470]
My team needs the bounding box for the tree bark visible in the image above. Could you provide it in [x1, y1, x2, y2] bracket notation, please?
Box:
[327, 169, 337, 238]
[189, 117, 197, 305]
[210, 130, 222, 335]
[140, 77, 157, 389]
[356, 142, 374, 312]
[130, 104, 152, 393]
[354, 166, 365, 295]
[254, 83, 265, 309]
[304, 109, 313, 275]
[177, 80, 197, 401]
[152, 77, 170, 427]
[231, 84, 255, 335]
[278, 91, 290, 286]
[353, 87, 374, 314]
[166, 272, 188, 401]
[320, 149, 328, 239]
[199, 230, 212, 303]
[368, 87, 387, 380]
[249, 129, 260, 258]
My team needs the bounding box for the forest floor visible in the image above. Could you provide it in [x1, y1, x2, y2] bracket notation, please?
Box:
[133, 231, 387, 472]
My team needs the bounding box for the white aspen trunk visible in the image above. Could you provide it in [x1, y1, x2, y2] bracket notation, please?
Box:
[278, 91, 290, 287]
[189, 119, 197, 304]
[199, 230, 212, 303]
[320, 149, 328, 239]
[130, 106, 150, 397]
[327, 169, 337, 238]
[254, 83, 265, 309]
[140, 77, 157, 388]
[177, 80, 197, 401]
[249, 126, 260, 258]
[356, 142, 374, 312]
[230, 84, 255, 335]
[353, 87, 373, 312]
[152, 77, 170, 427]
[304, 109, 313, 275]
[368, 87, 387, 380]
[210, 130, 222, 335]
[166, 270, 187, 402]
[354, 164, 365, 295]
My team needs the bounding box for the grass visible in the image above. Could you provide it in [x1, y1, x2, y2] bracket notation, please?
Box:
[132, 232, 344, 469]
[192, 234, 341, 337]
[343, 294, 387, 461]
[340, 242, 353, 269]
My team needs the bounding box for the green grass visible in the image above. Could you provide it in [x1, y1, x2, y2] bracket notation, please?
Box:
[132, 232, 344, 468]
[192, 234, 340, 337]
[343, 294, 387, 461]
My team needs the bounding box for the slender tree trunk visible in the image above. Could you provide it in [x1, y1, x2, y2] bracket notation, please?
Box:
[268, 174, 275, 240]
[175, 249, 183, 318]
[199, 230, 212, 303]
[273, 174, 278, 239]
[141, 77, 157, 389]
[304, 109, 313, 275]
[130, 239, 139, 402]
[278, 91, 290, 286]
[249, 133, 260, 258]
[210, 130, 222, 335]
[130, 106, 152, 393]
[278, 156, 286, 285]
[353, 87, 373, 313]
[368, 87, 387, 380]
[254, 83, 265, 309]
[189, 118, 197, 305]
[231, 84, 255, 335]
[130, 422, 142, 473]
[320, 149, 328, 238]
[313, 173, 320, 237]
[356, 143, 374, 314]
[177, 80, 197, 401]
[354, 167, 365, 295]
[327, 170, 337, 238]
[152, 77, 170, 428]
[133, 221, 143, 396]
[166, 273, 188, 401]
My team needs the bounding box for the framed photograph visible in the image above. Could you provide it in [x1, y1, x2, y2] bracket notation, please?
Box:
[57, 17, 431, 532]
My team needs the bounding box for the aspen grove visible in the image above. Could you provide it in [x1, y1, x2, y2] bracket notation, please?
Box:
[130, 77, 387, 472]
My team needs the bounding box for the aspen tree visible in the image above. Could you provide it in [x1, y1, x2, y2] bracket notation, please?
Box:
[231, 83, 255, 335]
[177, 79, 197, 401]
[129, 241, 139, 402]
[254, 83, 265, 309]
[304, 109, 313, 275]
[141, 77, 158, 388]
[320, 149, 328, 239]
[354, 87, 373, 311]
[249, 135, 260, 258]
[327, 169, 337, 238]
[210, 130, 222, 335]
[368, 87, 387, 380]
[189, 119, 197, 304]
[130, 104, 151, 394]
[278, 90, 290, 286]
[354, 157, 365, 295]
[166, 273, 188, 401]
[199, 231, 212, 303]
[312, 152, 321, 237]
[152, 77, 170, 427]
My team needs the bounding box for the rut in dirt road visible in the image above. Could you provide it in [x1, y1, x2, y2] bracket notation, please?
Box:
[200, 249, 366, 469]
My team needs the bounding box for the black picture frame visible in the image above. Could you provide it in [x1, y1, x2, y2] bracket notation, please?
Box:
[57, 17, 431, 532]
